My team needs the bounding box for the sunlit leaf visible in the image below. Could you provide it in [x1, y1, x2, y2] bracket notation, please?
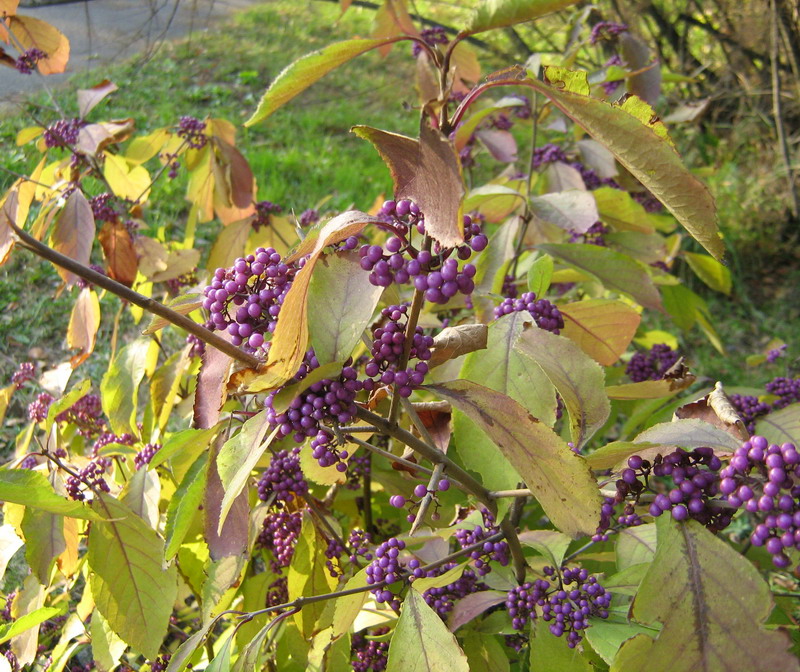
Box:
[683, 252, 731, 295]
[103, 153, 150, 202]
[164, 452, 208, 560]
[560, 299, 641, 366]
[529, 190, 598, 232]
[755, 403, 800, 446]
[527, 254, 553, 297]
[7, 15, 69, 75]
[246, 38, 406, 126]
[98, 220, 138, 287]
[67, 287, 100, 367]
[100, 338, 151, 436]
[49, 190, 94, 287]
[530, 616, 592, 671]
[386, 589, 469, 672]
[612, 517, 799, 672]
[21, 507, 64, 585]
[88, 494, 177, 659]
[90, 609, 127, 672]
[431, 380, 600, 538]
[0, 469, 98, 520]
[466, 0, 581, 35]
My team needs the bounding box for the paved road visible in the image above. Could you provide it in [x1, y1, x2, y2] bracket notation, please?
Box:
[1, 0, 262, 103]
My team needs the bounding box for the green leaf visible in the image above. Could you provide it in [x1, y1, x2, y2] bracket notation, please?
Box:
[205, 633, 233, 672]
[612, 517, 800, 672]
[603, 563, 650, 596]
[307, 250, 382, 365]
[430, 380, 600, 538]
[518, 529, 571, 568]
[164, 452, 209, 560]
[165, 619, 216, 672]
[88, 494, 177, 659]
[584, 619, 660, 665]
[539, 243, 662, 311]
[466, 0, 580, 34]
[246, 38, 405, 126]
[514, 325, 610, 450]
[462, 312, 557, 427]
[119, 467, 161, 528]
[149, 348, 191, 432]
[755, 403, 800, 446]
[386, 589, 470, 672]
[21, 507, 64, 585]
[0, 469, 98, 520]
[216, 411, 277, 534]
[527, 254, 553, 297]
[202, 555, 246, 624]
[530, 616, 592, 671]
[615, 523, 657, 571]
[0, 605, 65, 645]
[288, 513, 335, 638]
[232, 617, 274, 672]
[463, 634, 510, 672]
[45, 379, 91, 433]
[100, 338, 151, 436]
[411, 563, 467, 594]
[149, 426, 217, 475]
[90, 609, 127, 672]
[683, 252, 731, 295]
[331, 568, 369, 638]
[527, 71, 722, 259]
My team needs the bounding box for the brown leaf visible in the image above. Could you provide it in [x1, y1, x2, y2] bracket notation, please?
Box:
[148, 248, 200, 283]
[428, 324, 488, 368]
[673, 382, 748, 441]
[416, 405, 452, 453]
[98, 221, 137, 287]
[76, 119, 134, 157]
[8, 15, 69, 75]
[400, 121, 465, 248]
[351, 126, 419, 194]
[213, 137, 255, 210]
[67, 287, 100, 367]
[134, 236, 168, 277]
[193, 338, 233, 430]
[0, 188, 19, 266]
[49, 190, 94, 287]
[77, 79, 118, 118]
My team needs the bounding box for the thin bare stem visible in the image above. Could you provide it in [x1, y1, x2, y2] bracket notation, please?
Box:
[7, 218, 260, 368]
[490, 489, 532, 499]
[409, 462, 444, 536]
[500, 517, 527, 584]
[355, 406, 495, 512]
[347, 435, 434, 478]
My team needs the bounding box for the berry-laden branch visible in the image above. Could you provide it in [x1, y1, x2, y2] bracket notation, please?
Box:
[7, 217, 261, 369]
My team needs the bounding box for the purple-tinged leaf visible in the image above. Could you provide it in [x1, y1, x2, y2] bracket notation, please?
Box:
[619, 33, 661, 106]
[49, 190, 94, 287]
[193, 339, 232, 430]
[430, 380, 600, 538]
[77, 80, 118, 118]
[529, 190, 598, 233]
[613, 517, 800, 672]
[204, 436, 249, 562]
[448, 591, 507, 632]
[475, 128, 517, 163]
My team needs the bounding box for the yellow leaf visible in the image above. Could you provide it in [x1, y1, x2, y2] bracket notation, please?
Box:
[67, 288, 101, 367]
[560, 299, 641, 366]
[103, 153, 151, 202]
[16, 127, 43, 146]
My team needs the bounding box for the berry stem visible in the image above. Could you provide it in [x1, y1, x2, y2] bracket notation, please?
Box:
[7, 218, 261, 368]
[499, 517, 527, 584]
[346, 435, 434, 478]
[409, 463, 444, 536]
[355, 406, 496, 512]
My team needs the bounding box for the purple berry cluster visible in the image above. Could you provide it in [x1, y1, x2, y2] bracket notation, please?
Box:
[720, 435, 800, 569]
[358, 199, 485, 304]
[265, 353, 364, 469]
[366, 538, 405, 607]
[615, 449, 729, 531]
[257, 448, 308, 504]
[531, 143, 568, 169]
[590, 21, 629, 45]
[298, 208, 319, 227]
[409, 560, 482, 619]
[348, 528, 374, 564]
[176, 116, 207, 149]
[593, 495, 643, 542]
[89, 193, 118, 223]
[202, 247, 299, 352]
[506, 566, 611, 647]
[92, 432, 134, 455]
[729, 394, 771, 433]
[11, 362, 35, 389]
[569, 221, 609, 246]
[324, 536, 346, 577]
[626, 343, 680, 382]
[150, 655, 171, 672]
[766, 345, 787, 363]
[365, 304, 433, 397]
[351, 628, 389, 672]
[66, 460, 112, 501]
[454, 509, 510, 576]
[14, 47, 47, 74]
[134, 443, 160, 470]
[765, 376, 800, 410]
[256, 509, 303, 573]
[345, 453, 371, 490]
[252, 200, 283, 231]
[27, 392, 54, 422]
[43, 119, 82, 149]
[493, 291, 564, 334]
[266, 576, 288, 608]
[57, 394, 106, 437]
[411, 26, 448, 57]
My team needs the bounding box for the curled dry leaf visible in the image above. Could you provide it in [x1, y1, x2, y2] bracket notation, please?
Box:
[673, 381, 748, 441]
[98, 220, 138, 287]
[67, 288, 100, 367]
[0, 188, 19, 266]
[427, 324, 488, 368]
[415, 404, 452, 453]
[77, 79, 118, 118]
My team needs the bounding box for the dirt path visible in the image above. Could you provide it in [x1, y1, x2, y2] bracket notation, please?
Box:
[1, 0, 263, 102]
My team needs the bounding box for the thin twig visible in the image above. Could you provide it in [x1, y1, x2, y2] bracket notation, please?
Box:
[409, 463, 444, 536]
[500, 517, 527, 584]
[347, 435, 434, 478]
[7, 218, 260, 368]
[489, 489, 532, 499]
